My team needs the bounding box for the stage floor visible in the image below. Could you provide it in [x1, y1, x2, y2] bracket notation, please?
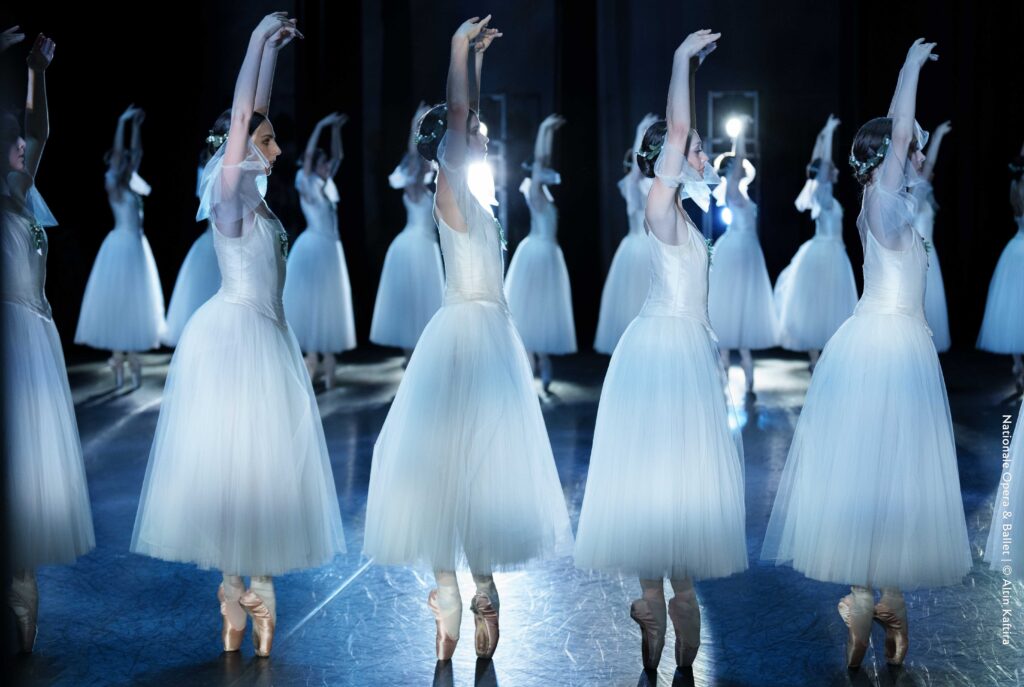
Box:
[8, 348, 1024, 687]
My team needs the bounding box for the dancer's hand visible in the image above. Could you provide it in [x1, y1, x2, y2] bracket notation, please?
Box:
[934, 120, 952, 137]
[132, 108, 146, 125]
[27, 33, 54, 71]
[472, 26, 502, 54]
[268, 18, 303, 48]
[120, 104, 141, 122]
[318, 112, 346, 128]
[1, 26, 25, 52]
[453, 15, 491, 44]
[677, 29, 720, 61]
[542, 113, 566, 129]
[905, 38, 938, 69]
[255, 12, 301, 43]
[825, 114, 840, 130]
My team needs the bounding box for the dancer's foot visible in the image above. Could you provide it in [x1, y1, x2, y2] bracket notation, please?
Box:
[873, 594, 908, 665]
[428, 589, 461, 661]
[470, 590, 499, 659]
[128, 354, 142, 390]
[668, 589, 700, 667]
[630, 596, 667, 671]
[838, 588, 874, 669]
[7, 574, 38, 654]
[218, 583, 246, 652]
[240, 590, 275, 657]
[107, 355, 125, 389]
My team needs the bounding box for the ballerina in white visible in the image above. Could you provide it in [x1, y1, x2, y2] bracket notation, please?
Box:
[575, 29, 746, 673]
[977, 141, 1024, 390]
[131, 13, 346, 657]
[774, 114, 858, 370]
[74, 104, 165, 388]
[912, 119, 952, 352]
[1, 32, 95, 654]
[504, 112, 576, 393]
[593, 113, 658, 355]
[708, 119, 779, 395]
[363, 16, 572, 662]
[761, 39, 971, 669]
[369, 101, 444, 363]
[162, 120, 229, 346]
[282, 111, 355, 388]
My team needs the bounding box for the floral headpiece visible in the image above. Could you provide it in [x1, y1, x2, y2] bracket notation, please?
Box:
[848, 136, 890, 177]
[415, 107, 448, 146]
[206, 131, 228, 150]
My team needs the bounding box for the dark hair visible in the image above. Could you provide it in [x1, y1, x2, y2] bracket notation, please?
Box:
[415, 104, 480, 162]
[199, 109, 269, 166]
[1, 110, 21, 173]
[849, 116, 922, 186]
[714, 152, 736, 178]
[1010, 154, 1024, 182]
[636, 120, 699, 179]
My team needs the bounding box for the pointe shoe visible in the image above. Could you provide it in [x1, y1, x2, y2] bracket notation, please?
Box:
[323, 354, 337, 390]
[668, 592, 701, 667]
[218, 584, 246, 652]
[7, 583, 38, 654]
[427, 589, 460, 661]
[128, 356, 142, 389]
[108, 356, 125, 389]
[873, 598, 909, 665]
[470, 590, 499, 659]
[837, 590, 874, 669]
[629, 597, 667, 671]
[239, 590, 275, 657]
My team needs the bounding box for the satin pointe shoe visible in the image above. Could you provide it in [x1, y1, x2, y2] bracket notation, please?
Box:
[128, 355, 142, 389]
[470, 590, 499, 659]
[107, 356, 125, 389]
[218, 584, 245, 652]
[7, 582, 38, 653]
[668, 591, 701, 667]
[873, 598, 909, 665]
[630, 597, 667, 671]
[428, 589, 460, 661]
[837, 589, 875, 669]
[239, 590, 275, 657]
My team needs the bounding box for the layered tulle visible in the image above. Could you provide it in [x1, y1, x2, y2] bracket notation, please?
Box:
[774, 237, 858, 351]
[574, 314, 747, 580]
[3, 302, 95, 569]
[131, 295, 346, 576]
[924, 248, 951, 352]
[282, 229, 357, 353]
[364, 299, 574, 571]
[593, 232, 650, 354]
[762, 312, 972, 589]
[504, 236, 577, 354]
[708, 229, 779, 349]
[75, 228, 166, 351]
[369, 228, 444, 349]
[163, 227, 221, 346]
[977, 232, 1024, 353]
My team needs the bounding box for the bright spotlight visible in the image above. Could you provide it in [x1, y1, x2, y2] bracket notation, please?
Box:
[725, 116, 743, 139]
[468, 161, 497, 207]
[721, 207, 733, 225]
[478, 122, 489, 137]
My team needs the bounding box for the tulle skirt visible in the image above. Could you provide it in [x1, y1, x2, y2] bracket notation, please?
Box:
[364, 298, 574, 572]
[985, 404, 1023, 574]
[131, 295, 346, 576]
[925, 249, 951, 352]
[163, 228, 221, 347]
[369, 228, 444, 349]
[282, 229, 356, 353]
[504, 236, 577, 354]
[708, 230, 779, 350]
[774, 237, 858, 351]
[574, 314, 747, 580]
[3, 302, 95, 569]
[75, 227, 166, 351]
[762, 311, 972, 589]
[977, 234, 1024, 353]
[593, 232, 650, 354]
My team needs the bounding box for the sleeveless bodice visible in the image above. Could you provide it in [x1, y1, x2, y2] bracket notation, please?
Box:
[855, 229, 929, 328]
[639, 219, 715, 337]
[298, 173, 339, 238]
[213, 212, 288, 325]
[727, 201, 758, 236]
[815, 200, 844, 241]
[1, 201, 51, 319]
[403, 190, 436, 235]
[110, 189, 143, 232]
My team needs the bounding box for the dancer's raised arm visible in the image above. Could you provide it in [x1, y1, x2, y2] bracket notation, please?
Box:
[921, 120, 951, 183]
[23, 33, 53, 181]
[878, 38, 937, 191]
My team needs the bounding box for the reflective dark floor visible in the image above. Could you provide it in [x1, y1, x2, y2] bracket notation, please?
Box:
[8, 348, 1024, 686]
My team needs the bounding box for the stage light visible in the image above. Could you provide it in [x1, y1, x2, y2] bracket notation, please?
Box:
[721, 207, 733, 225]
[725, 116, 743, 139]
[468, 161, 497, 207]
[479, 122, 489, 137]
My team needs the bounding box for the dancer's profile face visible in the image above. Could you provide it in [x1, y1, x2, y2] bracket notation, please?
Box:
[687, 132, 708, 175]
[251, 119, 282, 173]
[467, 113, 488, 157]
[6, 136, 25, 173]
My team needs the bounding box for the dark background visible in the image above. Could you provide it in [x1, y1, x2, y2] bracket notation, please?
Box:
[1, 0, 1021, 358]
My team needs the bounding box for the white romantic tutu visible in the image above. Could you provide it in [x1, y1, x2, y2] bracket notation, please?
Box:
[924, 249, 951, 352]
[163, 227, 220, 346]
[369, 229, 444, 349]
[593, 232, 650, 354]
[762, 312, 972, 589]
[75, 227, 166, 351]
[708, 230, 779, 350]
[131, 295, 346, 576]
[364, 299, 574, 571]
[504, 236, 577, 354]
[574, 314, 747, 580]
[774, 237, 858, 351]
[283, 229, 357, 353]
[3, 303, 95, 569]
[977, 231, 1024, 353]
[985, 404, 1023, 575]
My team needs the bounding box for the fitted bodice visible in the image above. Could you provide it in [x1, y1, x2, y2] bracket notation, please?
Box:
[523, 193, 558, 242]
[814, 199, 844, 241]
[297, 172, 339, 237]
[1, 201, 51, 319]
[213, 211, 288, 325]
[727, 200, 758, 235]
[403, 189, 436, 235]
[110, 188, 143, 232]
[639, 219, 714, 336]
[855, 229, 929, 327]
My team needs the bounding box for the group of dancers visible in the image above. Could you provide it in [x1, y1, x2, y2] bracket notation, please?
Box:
[3, 12, 1024, 676]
